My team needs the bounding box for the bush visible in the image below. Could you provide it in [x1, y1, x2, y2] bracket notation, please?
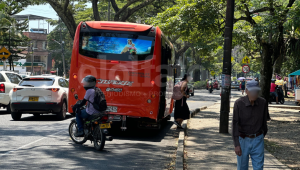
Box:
[194, 81, 207, 89]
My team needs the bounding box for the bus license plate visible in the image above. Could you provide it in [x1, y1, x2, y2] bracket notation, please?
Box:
[28, 97, 39, 101]
[100, 123, 111, 129]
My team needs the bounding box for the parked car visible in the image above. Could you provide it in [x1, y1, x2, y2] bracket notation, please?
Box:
[231, 81, 240, 91]
[207, 79, 220, 90]
[9, 75, 69, 120]
[245, 78, 253, 82]
[0, 71, 23, 111]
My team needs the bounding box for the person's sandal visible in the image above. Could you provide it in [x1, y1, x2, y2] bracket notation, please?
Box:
[173, 121, 180, 127]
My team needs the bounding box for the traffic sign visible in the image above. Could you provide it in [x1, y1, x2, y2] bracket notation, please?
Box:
[0, 47, 11, 61]
[242, 65, 250, 73]
[242, 56, 250, 64]
[210, 71, 215, 76]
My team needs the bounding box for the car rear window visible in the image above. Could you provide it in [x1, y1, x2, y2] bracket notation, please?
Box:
[0, 73, 5, 82]
[19, 79, 54, 87]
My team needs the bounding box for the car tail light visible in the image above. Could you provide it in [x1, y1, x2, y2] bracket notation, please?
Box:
[0, 84, 4, 93]
[47, 88, 60, 92]
[13, 88, 23, 92]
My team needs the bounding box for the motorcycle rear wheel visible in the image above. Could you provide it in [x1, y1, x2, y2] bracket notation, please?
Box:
[93, 125, 106, 151]
[69, 120, 87, 144]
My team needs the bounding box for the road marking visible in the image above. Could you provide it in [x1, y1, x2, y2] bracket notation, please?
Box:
[0, 130, 64, 157]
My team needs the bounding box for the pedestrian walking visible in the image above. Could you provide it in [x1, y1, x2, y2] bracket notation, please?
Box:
[173, 74, 191, 129]
[284, 77, 288, 97]
[232, 80, 268, 170]
[241, 79, 246, 95]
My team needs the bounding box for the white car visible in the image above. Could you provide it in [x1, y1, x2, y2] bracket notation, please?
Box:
[10, 75, 69, 120]
[0, 71, 23, 111]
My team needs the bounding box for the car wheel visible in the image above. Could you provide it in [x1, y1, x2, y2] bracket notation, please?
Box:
[11, 112, 22, 121]
[57, 101, 67, 120]
[33, 113, 40, 117]
[6, 103, 11, 114]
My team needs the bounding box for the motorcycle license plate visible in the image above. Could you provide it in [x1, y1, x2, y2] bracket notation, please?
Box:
[100, 123, 111, 129]
[28, 97, 39, 101]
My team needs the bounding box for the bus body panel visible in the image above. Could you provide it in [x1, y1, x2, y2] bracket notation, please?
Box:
[68, 21, 174, 122]
[85, 21, 152, 32]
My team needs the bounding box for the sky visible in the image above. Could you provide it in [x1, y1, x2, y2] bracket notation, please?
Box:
[18, 4, 58, 33]
[18, 3, 92, 33]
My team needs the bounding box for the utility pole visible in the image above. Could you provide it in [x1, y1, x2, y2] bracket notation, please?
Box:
[8, 26, 11, 70]
[59, 18, 66, 78]
[108, 0, 111, 21]
[220, 0, 235, 133]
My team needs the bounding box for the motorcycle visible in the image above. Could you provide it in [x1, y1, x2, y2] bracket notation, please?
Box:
[269, 86, 285, 104]
[68, 94, 113, 151]
[209, 85, 213, 93]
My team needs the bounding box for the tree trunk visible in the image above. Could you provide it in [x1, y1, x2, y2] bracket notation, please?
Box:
[194, 69, 200, 82]
[260, 43, 273, 102]
[47, 0, 77, 39]
[92, 0, 101, 21]
[274, 54, 284, 75]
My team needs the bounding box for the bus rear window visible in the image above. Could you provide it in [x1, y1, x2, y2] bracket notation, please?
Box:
[79, 32, 155, 61]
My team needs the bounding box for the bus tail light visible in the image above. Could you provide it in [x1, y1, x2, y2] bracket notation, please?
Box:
[71, 88, 75, 93]
[151, 94, 156, 98]
[0, 84, 5, 93]
[147, 99, 151, 103]
[151, 81, 155, 85]
[82, 22, 87, 28]
[110, 60, 119, 63]
[73, 74, 77, 79]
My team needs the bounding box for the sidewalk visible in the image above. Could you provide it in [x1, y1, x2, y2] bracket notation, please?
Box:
[185, 104, 290, 170]
[269, 100, 300, 110]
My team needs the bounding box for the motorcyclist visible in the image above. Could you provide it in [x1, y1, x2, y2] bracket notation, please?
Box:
[270, 79, 279, 104]
[74, 75, 99, 137]
[209, 79, 213, 89]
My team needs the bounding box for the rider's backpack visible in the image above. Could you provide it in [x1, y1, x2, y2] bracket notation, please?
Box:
[172, 81, 184, 100]
[90, 87, 107, 112]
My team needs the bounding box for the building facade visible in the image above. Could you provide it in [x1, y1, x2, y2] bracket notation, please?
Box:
[21, 31, 51, 75]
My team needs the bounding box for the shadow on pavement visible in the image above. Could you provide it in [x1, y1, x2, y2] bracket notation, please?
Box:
[10, 114, 74, 121]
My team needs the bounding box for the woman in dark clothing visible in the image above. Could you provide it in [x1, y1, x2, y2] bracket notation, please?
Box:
[241, 79, 246, 95]
[174, 74, 191, 129]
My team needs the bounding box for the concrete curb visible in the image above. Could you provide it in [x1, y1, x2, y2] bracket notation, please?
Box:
[269, 105, 300, 110]
[175, 106, 208, 170]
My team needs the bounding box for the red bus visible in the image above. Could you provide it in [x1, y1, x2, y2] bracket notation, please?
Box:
[68, 21, 176, 129]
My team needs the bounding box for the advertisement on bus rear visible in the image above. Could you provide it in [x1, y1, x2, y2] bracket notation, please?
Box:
[82, 36, 152, 55]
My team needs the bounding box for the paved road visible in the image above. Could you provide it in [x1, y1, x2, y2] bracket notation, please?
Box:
[0, 89, 242, 169]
